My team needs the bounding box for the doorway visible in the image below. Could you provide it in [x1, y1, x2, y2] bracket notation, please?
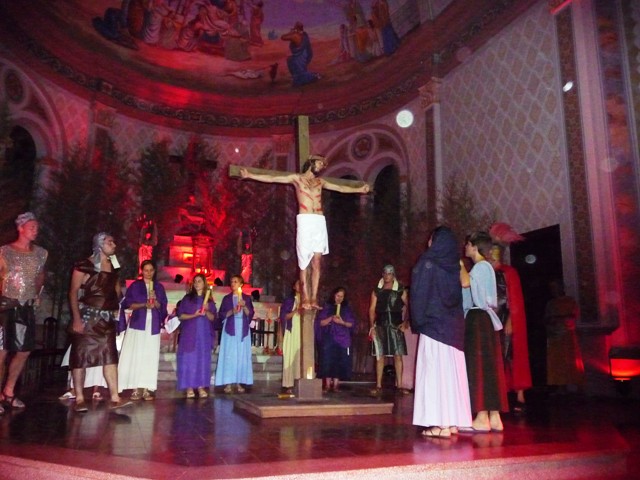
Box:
[510, 224, 564, 387]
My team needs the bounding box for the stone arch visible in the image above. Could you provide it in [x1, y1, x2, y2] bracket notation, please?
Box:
[323, 124, 409, 184]
[1, 59, 66, 161]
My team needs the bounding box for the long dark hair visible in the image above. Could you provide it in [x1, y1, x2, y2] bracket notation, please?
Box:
[187, 273, 209, 300]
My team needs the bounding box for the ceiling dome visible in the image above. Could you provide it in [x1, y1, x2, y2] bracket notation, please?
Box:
[0, 0, 531, 135]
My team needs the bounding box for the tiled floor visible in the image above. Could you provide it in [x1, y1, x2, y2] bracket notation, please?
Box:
[0, 381, 638, 479]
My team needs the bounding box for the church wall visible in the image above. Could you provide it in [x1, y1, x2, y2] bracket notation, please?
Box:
[438, 0, 576, 292]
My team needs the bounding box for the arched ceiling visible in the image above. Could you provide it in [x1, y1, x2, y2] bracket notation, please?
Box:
[0, 0, 536, 136]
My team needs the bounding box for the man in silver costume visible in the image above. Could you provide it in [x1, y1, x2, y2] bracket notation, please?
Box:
[0, 212, 48, 412]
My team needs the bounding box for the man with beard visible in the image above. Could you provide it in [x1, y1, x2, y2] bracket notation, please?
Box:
[240, 155, 369, 309]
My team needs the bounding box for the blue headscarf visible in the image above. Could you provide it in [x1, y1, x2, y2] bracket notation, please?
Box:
[410, 226, 465, 350]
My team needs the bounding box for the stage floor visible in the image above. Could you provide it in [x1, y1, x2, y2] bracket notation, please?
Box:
[0, 381, 638, 479]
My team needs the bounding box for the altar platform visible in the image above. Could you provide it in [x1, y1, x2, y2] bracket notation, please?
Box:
[0, 381, 638, 480]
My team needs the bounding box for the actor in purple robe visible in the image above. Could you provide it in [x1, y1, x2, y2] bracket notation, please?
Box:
[118, 266, 168, 336]
[176, 274, 217, 398]
[315, 287, 355, 392]
[117, 260, 168, 400]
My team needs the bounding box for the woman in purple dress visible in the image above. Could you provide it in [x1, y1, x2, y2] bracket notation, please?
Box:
[176, 274, 216, 399]
[315, 287, 355, 392]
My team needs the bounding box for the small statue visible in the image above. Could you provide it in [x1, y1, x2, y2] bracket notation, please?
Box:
[138, 216, 158, 273]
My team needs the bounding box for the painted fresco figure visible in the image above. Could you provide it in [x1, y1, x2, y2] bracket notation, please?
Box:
[371, 0, 399, 55]
[249, 1, 264, 46]
[281, 22, 320, 87]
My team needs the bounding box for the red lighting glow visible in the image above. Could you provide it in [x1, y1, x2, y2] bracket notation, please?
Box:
[608, 347, 640, 381]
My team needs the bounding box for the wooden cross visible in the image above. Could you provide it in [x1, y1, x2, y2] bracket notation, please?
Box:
[228, 116, 373, 189]
[229, 115, 370, 399]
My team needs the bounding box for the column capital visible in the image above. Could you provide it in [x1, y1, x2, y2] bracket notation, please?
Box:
[549, 0, 573, 15]
[418, 77, 443, 110]
[92, 101, 117, 129]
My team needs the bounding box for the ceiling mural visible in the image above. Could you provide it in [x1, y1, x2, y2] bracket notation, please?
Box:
[87, 0, 416, 89]
[0, 0, 533, 133]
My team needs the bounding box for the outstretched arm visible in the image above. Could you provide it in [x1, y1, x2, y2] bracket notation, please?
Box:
[239, 167, 297, 185]
[322, 178, 371, 194]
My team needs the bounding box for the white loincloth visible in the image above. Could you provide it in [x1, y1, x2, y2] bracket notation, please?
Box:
[296, 214, 329, 270]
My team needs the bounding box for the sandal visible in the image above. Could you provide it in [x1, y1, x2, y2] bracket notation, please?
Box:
[369, 387, 382, 396]
[186, 389, 196, 399]
[236, 385, 245, 394]
[74, 401, 88, 413]
[198, 387, 208, 398]
[142, 389, 154, 401]
[422, 426, 451, 438]
[2, 394, 25, 409]
[92, 391, 103, 401]
[130, 390, 142, 401]
[59, 390, 76, 400]
[223, 385, 233, 394]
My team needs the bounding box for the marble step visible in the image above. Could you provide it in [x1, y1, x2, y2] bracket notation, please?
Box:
[158, 351, 283, 383]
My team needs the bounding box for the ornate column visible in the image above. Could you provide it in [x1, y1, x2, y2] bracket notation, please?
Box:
[552, 0, 640, 344]
[418, 77, 442, 229]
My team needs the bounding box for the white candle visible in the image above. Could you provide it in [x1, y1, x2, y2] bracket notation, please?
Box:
[336, 304, 341, 317]
[306, 366, 313, 379]
[203, 286, 211, 306]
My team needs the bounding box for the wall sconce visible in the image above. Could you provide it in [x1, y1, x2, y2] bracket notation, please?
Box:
[608, 346, 640, 395]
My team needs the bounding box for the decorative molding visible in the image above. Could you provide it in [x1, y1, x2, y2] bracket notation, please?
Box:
[92, 101, 117, 129]
[4, 70, 24, 103]
[419, 77, 443, 109]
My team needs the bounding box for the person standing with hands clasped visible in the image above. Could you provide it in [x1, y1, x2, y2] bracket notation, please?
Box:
[176, 274, 216, 399]
[215, 275, 255, 394]
[118, 260, 168, 401]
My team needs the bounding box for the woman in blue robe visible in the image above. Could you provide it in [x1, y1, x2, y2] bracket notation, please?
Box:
[215, 275, 255, 394]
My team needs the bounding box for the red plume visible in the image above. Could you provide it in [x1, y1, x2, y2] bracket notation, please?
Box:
[489, 222, 525, 245]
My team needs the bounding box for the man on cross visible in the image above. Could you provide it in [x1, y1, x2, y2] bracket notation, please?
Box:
[239, 154, 370, 309]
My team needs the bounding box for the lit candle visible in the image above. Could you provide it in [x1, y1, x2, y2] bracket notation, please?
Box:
[336, 303, 341, 317]
[202, 285, 211, 306]
[306, 366, 313, 379]
[236, 287, 243, 298]
[148, 282, 155, 306]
